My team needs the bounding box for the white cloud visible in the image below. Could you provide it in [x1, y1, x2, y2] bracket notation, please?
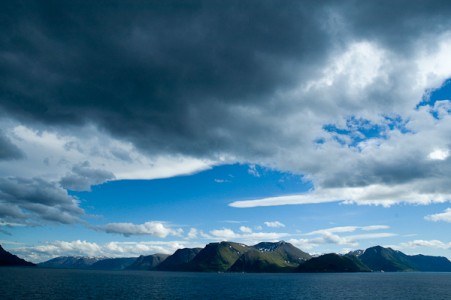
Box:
[187, 228, 198, 239]
[264, 221, 285, 228]
[209, 228, 236, 239]
[425, 208, 451, 222]
[306, 225, 390, 235]
[214, 179, 229, 183]
[289, 224, 395, 250]
[289, 232, 396, 250]
[247, 164, 260, 177]
[239, 226, 253, 233]
[8, 240, 193, 263]
[306, 226, 359, 235]
[98, 221, 183, 238]
[397, 239, 451, 250]
[361, 225, 390, 231]
[428, 149, 449, 161]
[2, 123, 212, 184]
[306, 41, 386, 91]
[345, 232, 396, 241]
[221, 220, 246, 224]
[230, 183, 451, 208]
[207, 227, 289, 244]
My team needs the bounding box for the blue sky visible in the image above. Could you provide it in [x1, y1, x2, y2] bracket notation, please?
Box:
[3, 162, 451, 261]
[1, 1, 451, 262]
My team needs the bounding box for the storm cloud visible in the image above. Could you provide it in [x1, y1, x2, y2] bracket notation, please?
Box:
[0, 177, 84, 224]
[0, 131, 23, 160]
[2, 0, 451, 221]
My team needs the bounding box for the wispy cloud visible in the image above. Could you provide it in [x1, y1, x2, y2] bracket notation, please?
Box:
[205, 228, 289, 244]
[264, 221, 286, 228]
[306, 225, 390, 235]
[239, 226, 253, 233]
[247, 165, 261, 177]
[96, 221, 183, 238]
[396, 239, 451, 250]
[214, 179, 229, 183]
[425, 208, 451, 222]
[288, 224, 394, 250]
[229, 184, 450, 208]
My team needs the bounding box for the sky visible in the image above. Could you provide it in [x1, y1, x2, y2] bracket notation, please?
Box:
[1, 0, 451, 263]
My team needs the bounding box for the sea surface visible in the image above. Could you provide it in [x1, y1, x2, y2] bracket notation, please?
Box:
[1, 267, 450, 299]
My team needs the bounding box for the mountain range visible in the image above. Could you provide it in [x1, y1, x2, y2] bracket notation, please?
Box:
[2, 242, 451, 273]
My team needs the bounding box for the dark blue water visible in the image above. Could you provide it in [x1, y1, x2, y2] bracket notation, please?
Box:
[1, 268, 450, 299]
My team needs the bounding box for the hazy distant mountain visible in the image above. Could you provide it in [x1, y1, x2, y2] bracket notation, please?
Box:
[155, 248, 202, 271]
[407, 254, 451, 272]
[358, 245, 451, 272]
[185, 241, 250, 272]
[39, 256, 103, 269]
[229, 241, 311, 273]
[90, 257, 137, 270]
[0, 245, 35, 267]
[126, 253, 169, 270]
[296, 253, 371, 273]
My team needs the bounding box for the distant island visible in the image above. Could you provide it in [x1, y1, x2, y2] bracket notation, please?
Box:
[2, 241, 451, 273]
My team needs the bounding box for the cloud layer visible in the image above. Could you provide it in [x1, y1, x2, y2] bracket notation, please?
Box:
[9, 240, 190, 263]
[1, 1, 451, 225]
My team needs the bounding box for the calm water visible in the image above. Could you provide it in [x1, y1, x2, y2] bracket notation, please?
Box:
[1, 268, 450, 299]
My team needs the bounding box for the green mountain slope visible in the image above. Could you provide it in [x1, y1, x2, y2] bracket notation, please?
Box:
[358, 246, 451, 272]
[155, 248, 202, 271]
[229, 241, 311, 272]
[407, 254, 451, 272]
[359, 246, 414, 272]
[296, 253, 371, 273]
[185, 242, 250, 272]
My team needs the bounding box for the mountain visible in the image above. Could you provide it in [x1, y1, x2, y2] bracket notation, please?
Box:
[27, 243, 451, 273]
[407, 254, 451, 272]
[38, 256, 103, 269]
[229, 241, 311, 273]
[126, 253, 169, 270]
[155, 248, 202, 271]
[0, 245, 35, 267]
[358, 246, 451, 272]
[185, 241, 250, 272]
[359, 246, 416, 272]
[296, 253, 371, 273]
[89, 257, 137, 270]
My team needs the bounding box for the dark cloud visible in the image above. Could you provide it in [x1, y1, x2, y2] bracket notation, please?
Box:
[0, 0, 334, 158]
[2, 1, 451, 159]
[336, 1, 451, 51]
[0, 177, 84, 224]
[1, 0, 451, 209]
[0, 131, 24, 160]
[60, 161, 115, 191]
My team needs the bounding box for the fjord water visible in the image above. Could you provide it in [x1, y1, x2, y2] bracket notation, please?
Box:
[1, 268, 450, 300]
